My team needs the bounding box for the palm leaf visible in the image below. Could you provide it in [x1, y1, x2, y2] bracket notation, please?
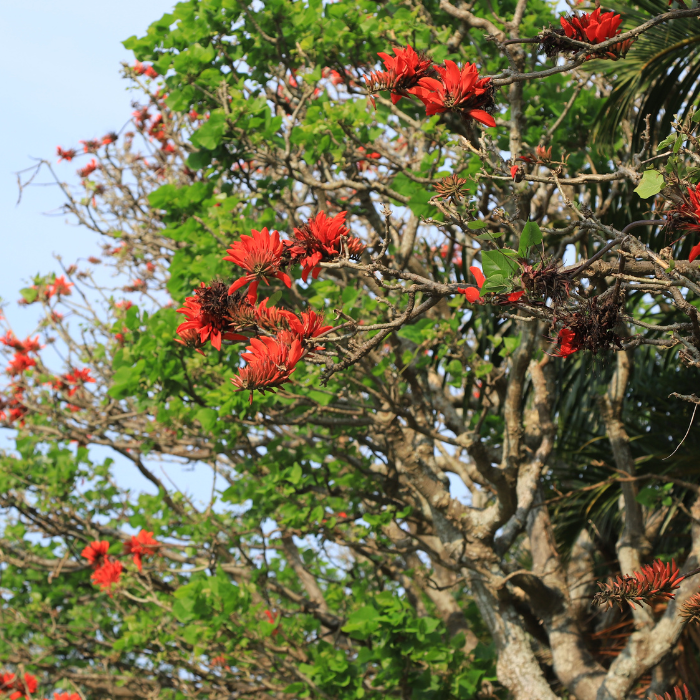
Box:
[591, 0, 700, 151]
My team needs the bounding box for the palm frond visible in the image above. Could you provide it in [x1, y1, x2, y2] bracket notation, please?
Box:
[592, 0, 700, 151]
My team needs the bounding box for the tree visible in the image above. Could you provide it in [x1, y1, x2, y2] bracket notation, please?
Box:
[2, 1, 700, 699]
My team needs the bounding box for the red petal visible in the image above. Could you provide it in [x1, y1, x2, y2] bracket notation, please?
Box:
[508, 291, 524, 302]
[228, 277, 249, 295]
[459, 287, 481, 302]
[469, 109, 496, 128]
[247, 280, 259, 304]
[276, 271, 293, 288]
[510, 165, 519, 180]
[211, 330, 222, 351]
[689, 242, 700, 262]
[470, 266, 485, 288]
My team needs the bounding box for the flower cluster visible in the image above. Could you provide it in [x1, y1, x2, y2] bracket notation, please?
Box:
[365, 46, 495, 127]
[133, 60, 159, 79]
[364, 45, 434, 106]
[176, 281, 247, 352]
[666, 182, 700, 261]
[592, 559, 685, 611]
[679, 591, 700, 625]
[542, 8, 633, 60]
[124, 529, 160, 571]
[0, 672, 38, 700]
[550, 294, 622, 358]
[175, 213, 359, 399]
[81, 530, 160, 595]
[652, 685, 694, 700]
[284, 211, 365, 282]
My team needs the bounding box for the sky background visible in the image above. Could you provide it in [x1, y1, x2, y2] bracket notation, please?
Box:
[0, 1, 230, 506]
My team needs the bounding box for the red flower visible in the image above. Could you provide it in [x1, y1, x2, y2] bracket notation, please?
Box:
[507, 290, 525, 302]
[284, 211, 365, 282]
[91, 559, 123, 595]
[50, 276, 73, 297]
[0, 332, 41, 354]
[0, 672, 38, 700]
[6, 353, 36, 376]
[124, 529, 160, 572]
[102, 132, 118, 145]
[56, 146, 77, 162]
[559, 8, 632, 58]
[458, 266, 485, 303]
[81, 540, 110, 568]
[264, 609, 281, 636]
[287, 310, 333, 347]
[561, 8, 622, 44]
[79, 139, 101, 153]
[224, 228, 293, 302]
[176, 282, 247, 351]
[364, 45, 434, 107]
[673, 183, 700, 253]
[133, 61, 158, 78]
[252, 297, 295, 332]
[410, 61, 496, 127]
[63, 367, 95, 396]
[510, 165, 519, 180]
[210, 655, 230, 670]
[230, 336, 304, 403]
[54, 693, 82, 700]
[553, 328, 580, 358]
[115, 300, 133, 311]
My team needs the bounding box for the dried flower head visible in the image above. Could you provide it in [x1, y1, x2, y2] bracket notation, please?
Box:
[434, 174, 470, 205]
[553, 294, 623, 356]
[520, 259, 570, 302]
[679, 591, 700, 625]
[592, 559, 685, 611]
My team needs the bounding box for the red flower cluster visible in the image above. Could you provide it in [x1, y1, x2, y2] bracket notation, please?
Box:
[0, 672, 38, 700]
[91, 560, 124, 595]
[124, 529, 160, 572]
[77, 159, 100, 178]
[560, 8, 632, 59]
[230, 336, 304, 404]
[670, 183, 700, 261]
[133, 61, 159, 79]
[225, 228, 293, 303]
[62, 367, 95, 396]
[56, 146, 77, 162]
[593, 559, 685, 610]
[410, 60, 496, 127]
[53, 694, 81, 700]
[364, 45, 434, 107]
[552, 328, 580, 358]
[458, 266, 486, 303]
[365, 46, 495, 126]
[0, 385, 27, 425]
[284, 211, 365, 282]
[81, 540, 110, 567]
[2, 332, 42, 379]
[176, 281, 247, 352]
[81, 539, 126, 595]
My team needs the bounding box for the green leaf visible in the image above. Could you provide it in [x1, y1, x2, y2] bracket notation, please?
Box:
[518, 221, 543, 256]
[196, 408, 217, 432]
[190, 112, 227, 150]
[19, 287, 38, 304]
[481, 250, 518, 280]
[634, 170, 665, 199]
[475, 230, 504, 240]
[467, 220, 488, 230]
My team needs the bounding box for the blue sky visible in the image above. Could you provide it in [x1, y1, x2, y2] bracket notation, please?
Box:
[0, 1, 175, 336]
[0, 1, 230, 506]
